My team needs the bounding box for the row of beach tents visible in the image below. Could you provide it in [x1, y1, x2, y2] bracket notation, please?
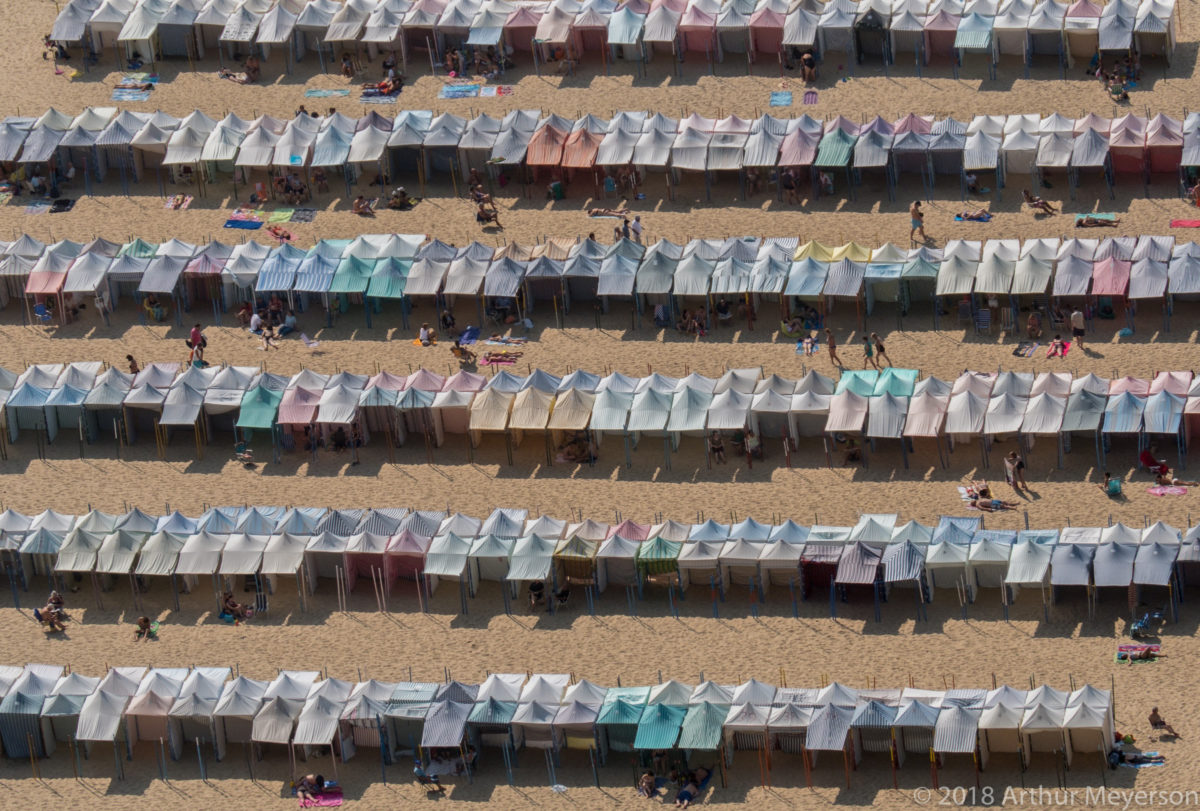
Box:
[5, 107, 1200, 196]
[0, 662, 1117, 786]
[49, 0, 1177, 73]
[9, 232, 1200, 331]
[2, 361, 1199, 466]
[2, 504, 1196, 616]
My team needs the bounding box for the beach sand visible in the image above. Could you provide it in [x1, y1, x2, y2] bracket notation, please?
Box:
[4, 0, 1200, 807]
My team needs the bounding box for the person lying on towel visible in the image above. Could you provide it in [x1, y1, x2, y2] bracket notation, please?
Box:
[958, 207, 990, 221]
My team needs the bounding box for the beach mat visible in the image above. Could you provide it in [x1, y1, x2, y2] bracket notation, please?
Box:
[439, 83, 480, 99]
[268, 209, 295, 223]
[24, 203, 50, 215]
[479, 85, 514, 97]
[770, 91, 792, 107]
[112, 89, 151, 101]
[1170, 219, 1200, 227]
[290, 208, 316, 223]
[224, 219, 262, 229]
[299, 788, 344, 808]
[803, 91, 818, 104]
[359, 93, 400, 104]
[1147, 485, 1187, 496]
[303, 88, 350, 98]
[164, 195, 193, 210]
[459, 325, 480, 345]
[1075, 213, 1116, 225]
[955, 213, 992, 222]
[1012, 341, 1038, 357]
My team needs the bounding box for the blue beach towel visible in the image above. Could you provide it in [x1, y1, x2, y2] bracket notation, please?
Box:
[769, 91, 792, 107]
[439, 84, 480, 99]
[459, 325, 480, 345]
[224, 219, 263, 230]
[304, 88, 350, 98]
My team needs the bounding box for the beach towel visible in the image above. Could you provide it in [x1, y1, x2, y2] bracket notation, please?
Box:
[955, 212, 992, 222]
[1012, 341, 1038, 357]
[268, 209, 295, 223]
[360, 93, 400, 104]
[112, 89, 151, 101]
[1170, 219, 1200, 228]
[459, 325, 480, 345]
[229, 208, 265, 222]
[0, 192, 11, 206]
[165, 194, 193, 210]
[303, 88, 350, 98]
[24, 203, 49, 215]
[1116, 644, 1161, 663]
[480, 355, 516, 365]
[770, 91, 792, 107]
[411, 338, 438, 346]
[1147, 485, 1186, 496]
[299, 788, 343, 808]
[122, 72, 159, 84]
[439, 83, 480, 99]
[484, 337, 527, 345]
[290, 208, 317, 223]
[224, 219, 263, 230]
[1121, 752, 1164, 768]
[803, 91, 818, 105]
[479, 86, 513, 97]
[50, 198, 74, 214]
[1075, 213, 1116, 226]
[1045, 341, 1070, 358]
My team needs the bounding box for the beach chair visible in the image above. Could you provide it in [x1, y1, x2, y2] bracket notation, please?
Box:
[603, 176, 618, 199]
[1130, 610, 1163, 638]
[413, 763, 445, 793]
[973, 308, 991, 335]
[299, 333, 321, 349]
[956, 299, 973, 326]
[32, 303, 53, 323]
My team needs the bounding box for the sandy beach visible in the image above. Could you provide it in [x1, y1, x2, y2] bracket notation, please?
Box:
[5, 0, 1200, 808]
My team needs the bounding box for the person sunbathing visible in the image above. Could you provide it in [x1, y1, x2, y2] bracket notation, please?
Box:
[1046, 334, 1066, 358]
[1022, 189, 1057, 214]
[675, 779, 700, 809]
[588, 206, 631, 217]
[1155, 473, 1199, 487]
[1077, 215, 1120, 228]
[1149, 707, 1179, 737]
[972, 496, 1018, 511]
[1124, 647, 1160, 663]
[958, 207, 990, 221]
[1121, 751, 1166, 764]
[296, 774, 325, 802]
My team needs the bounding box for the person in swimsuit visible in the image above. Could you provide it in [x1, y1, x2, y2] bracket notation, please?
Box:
[1155, 473, 1200, 487]
[862, 335, 877, 369]
[825, 328, 841, 366]
[708, 431, 726, 464]
[871, 332, 890, 367]
[1148, 707, 1178, 737]
[909, 200, 927, 242]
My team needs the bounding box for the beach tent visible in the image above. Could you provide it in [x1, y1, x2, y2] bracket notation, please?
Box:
[40, 671, 102, 756]
[1135, 0, 1176, 63]
[0, 666, 62, 758]
[213, 675, 269, 749]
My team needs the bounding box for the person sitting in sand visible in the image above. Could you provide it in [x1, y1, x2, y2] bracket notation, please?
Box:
[223, 591, 248, 620]
[476, 203, 501, 227]
[296, 774, 324, 803]
[352, 195, 374, 216]
[243, 55, 260, 83]
[451, 340, 476, 363]
[1022, 189, 1057, 214]
[958, 207, 990, 221]
[1148, 707, 1179, 737]
[588, 206, 631, 217]
[1155, 473, 1199, 487]
[419, 323, 437, 346]
[341, 52, 355, 78]
[1026, 312, 1042, 339]
[801, 333, 815, 355]
[637, 771, 656, 798]
[1140, 446, 1170, 475]
[388, 187, 414, 210]
[1046, 334, 1066, 358]
[134, 616, 154, 641]
[1077, 214, 1120, 228]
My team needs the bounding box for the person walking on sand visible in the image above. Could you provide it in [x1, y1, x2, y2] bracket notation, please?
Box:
[1070, 306, 1085, 350]
[871, 332, 890, 367]
[862, 335, 878, 370]
[909, 201, 927, 243]
[825, 328, 842, 367]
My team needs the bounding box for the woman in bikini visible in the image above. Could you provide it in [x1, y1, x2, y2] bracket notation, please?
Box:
[1155, 473, 1200, 487]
